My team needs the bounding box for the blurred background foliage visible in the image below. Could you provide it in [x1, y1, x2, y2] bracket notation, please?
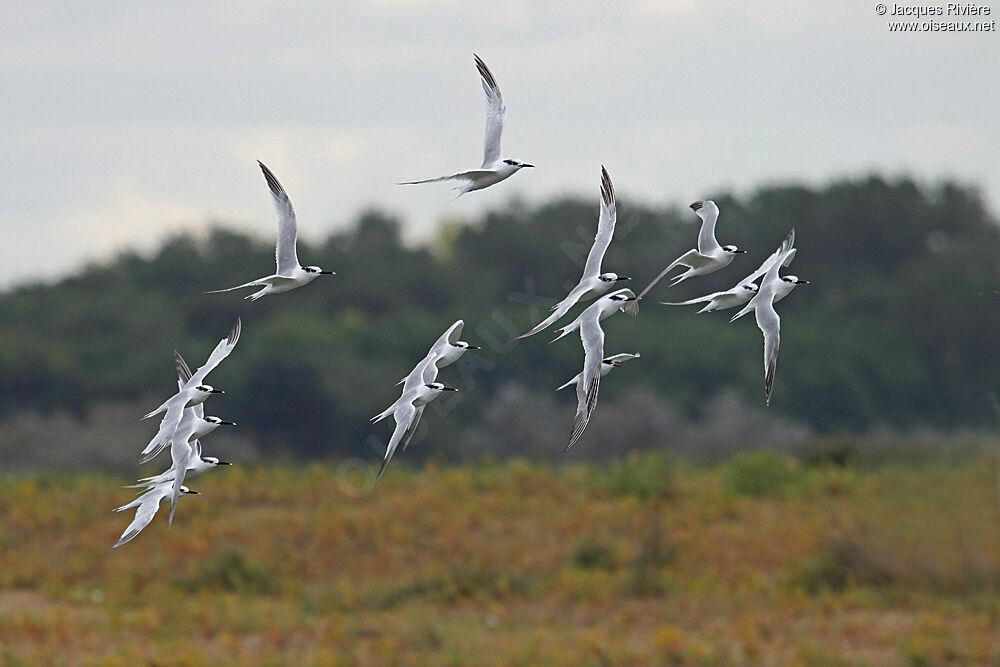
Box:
[1, 174, 998, 474]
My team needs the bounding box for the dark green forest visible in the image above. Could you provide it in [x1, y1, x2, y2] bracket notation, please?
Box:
[1, 175, 997, 468]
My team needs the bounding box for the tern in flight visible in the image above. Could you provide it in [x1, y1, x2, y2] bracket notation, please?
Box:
[161, 352, 234, 525]
[551, 289, 638, 451]
[207, 161, 335, 301]
[518, 167, 630, 338]
[661, 229, 799, 313]
[398, 54, 533, 197]
[729, 232, 806, 406]
[112, 482, 199, 548]
[373, 382, 458, 481]
[557, 352, 641, 392]
[130, 354, 234, 491]
[638, 200, 746, 298]
[393, 320, 480, 386]
[139, 319, 240, 464]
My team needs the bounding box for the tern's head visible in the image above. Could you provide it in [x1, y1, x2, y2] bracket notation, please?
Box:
[722, 245, 747, 254]
[179, 486, 200, 495]
[201, 456, 231, 466]
[302, 265, 336, 276]
[599, 272, 631, 282]
[195, 384, 224, 395]
[451, 341, 481, 350]
[608, 289, 637, 302]
[502, 159, 534, 169]
[741, 283, 759, 293]
[204, 416, 237, 426]
[425, 382, 459, 392]
[782, 275, 809, 285]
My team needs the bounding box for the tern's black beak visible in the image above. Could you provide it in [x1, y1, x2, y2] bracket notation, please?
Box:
[185, 490, 201, 495]
[617, 276, 632, 281]
[521, 163, 535, 168]
[320, 270, 336, 275]
[211, 389, 225, 394]
[443, 387, 460, 392]
[797, 279, 810, 284]
[221, 420, 237, 426]
[626, 297, 637, 301]
[468, 345, 482, 350]
[735, 249, 748, 254]
[217, 461, 232, 466]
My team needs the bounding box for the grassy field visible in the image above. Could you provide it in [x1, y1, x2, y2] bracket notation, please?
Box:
[2, 452, 999, 665]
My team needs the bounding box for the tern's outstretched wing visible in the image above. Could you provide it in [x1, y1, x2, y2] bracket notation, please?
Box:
[756, 297, 781, 407]
[397, 169, 495, 185]
[475, 54, 507, 167]
[660, 291, 726, 306]
[175, 352, 205, 419]
[113, 485, 168, 548]
[139, 398, 185, 463]
[603, 352, 640, 364]
[566, 311, 605, 452]
[638, 250, 706, 299]
[739, 228, 796, 287]
[582, 166, 617, 279]
[427, 320, 464, 358]
[167, 439, 194, 526]
[257, 161, 300, 277]
[692, 200, 721, 255]
[518, 283, 590, 339]
[378, 403, 418, 481]
[187, 318, 241, 387]
[400, 406, 425, 453]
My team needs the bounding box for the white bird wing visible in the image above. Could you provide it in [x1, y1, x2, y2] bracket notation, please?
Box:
[187, 318, 242, 387]
[175, 355, 205, 420]
[582, 166, 616, 279]
[693, 200, 721, 255]
[419, 355, 441, 385]
[518, 283, 590, 339]
[475, 54, 506, 167]
[167, 438, 194, 526]
[738, 228, 796, 287]
[556, 373, 582, 392]
[618, 289, 640, 317]
[377, 402, 418, 481]
[566, 311, 605, 451]
[637, 249, 707, 299]
[400, 405, 425, 453]
[397, 170, 496, 185]
[257, 161, 300, 276]
[755, 295, 781, 407]
[175, 352, 193, 385]
[139, 397, 186, 463]
[113, 485, 169, 548]
[426, 320, 463, 359]
[604, 352, 640, 364]
[660, 290, 727, 306]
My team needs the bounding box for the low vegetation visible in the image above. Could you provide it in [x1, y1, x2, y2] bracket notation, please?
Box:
[2, 453, 999, 665]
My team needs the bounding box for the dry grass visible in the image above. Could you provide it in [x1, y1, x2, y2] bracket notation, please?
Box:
[1, 454, 999, 665]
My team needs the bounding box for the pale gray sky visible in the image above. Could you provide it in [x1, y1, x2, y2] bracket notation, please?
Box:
[1, 1, 997, 287]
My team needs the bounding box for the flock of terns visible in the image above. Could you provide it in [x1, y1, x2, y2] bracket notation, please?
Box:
[112, 54, 808, 548]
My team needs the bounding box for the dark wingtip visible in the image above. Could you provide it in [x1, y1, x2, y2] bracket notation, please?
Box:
[257, 162, 284, 197]
[689, 200, 704, 211]
[600, 166, 614, 207]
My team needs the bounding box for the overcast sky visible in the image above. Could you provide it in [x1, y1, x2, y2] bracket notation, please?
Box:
[1, 1, 997, 287]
